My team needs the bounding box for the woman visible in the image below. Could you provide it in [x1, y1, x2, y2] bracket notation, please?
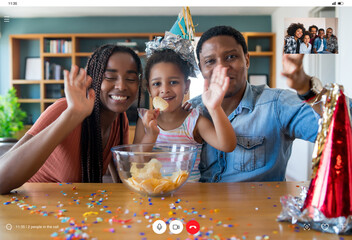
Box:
[299, 31, 312, 54]
[284, 23, 305, 54]
[0, 45, 142, 194]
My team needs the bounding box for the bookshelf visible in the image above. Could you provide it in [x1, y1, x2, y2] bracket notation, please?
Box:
[243, 32, 276, 88]
[10, 32, 276, 142]
[10, 33, 162, 123]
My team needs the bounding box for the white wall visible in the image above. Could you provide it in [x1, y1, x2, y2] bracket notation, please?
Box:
[272, 7, 314, 90]
[272, 7, 352, 181]
[272, 7, 315, 181]
[189, 36, 204, 99]
[336, 7, 352, 97]
[325, 17, 338, 35]
[317, 8, 337, 87]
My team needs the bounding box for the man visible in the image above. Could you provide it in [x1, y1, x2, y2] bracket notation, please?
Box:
[325, 27, 338, 54]
[313, 28, 328, 53]
[188, 25, 350, 182]
[308, 25, 318, 47]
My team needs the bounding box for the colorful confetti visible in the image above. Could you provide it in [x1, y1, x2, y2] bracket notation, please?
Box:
[0, 184, 279, 240]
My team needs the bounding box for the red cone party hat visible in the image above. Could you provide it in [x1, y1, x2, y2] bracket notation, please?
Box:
[303, 84, 352, 218]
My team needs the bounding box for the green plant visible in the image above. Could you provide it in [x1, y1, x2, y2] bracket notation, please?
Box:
[0, 88, 27, 138]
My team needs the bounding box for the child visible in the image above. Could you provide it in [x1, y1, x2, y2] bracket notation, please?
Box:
[313, 28, 328, 54]
[299, 32, 312, 54]
[0, 45, 142, 194]
[134, 35, 237, 182]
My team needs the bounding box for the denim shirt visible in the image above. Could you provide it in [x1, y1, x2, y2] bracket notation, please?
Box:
[313, 37, 327, 52]
[189, 83, 321, 182]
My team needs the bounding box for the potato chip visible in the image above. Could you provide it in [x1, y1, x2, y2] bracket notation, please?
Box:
[130, 159, 162, 179]
[153, 96, 169, 111]
[125, 158, 189, 195]
[125, 177, 142, 192]
[140, 178, 159, 194]
[171, 170, 189, 187]
[154, 179, 173, 193]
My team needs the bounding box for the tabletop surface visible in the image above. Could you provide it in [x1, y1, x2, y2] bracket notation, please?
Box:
[0, 182, 346, 240]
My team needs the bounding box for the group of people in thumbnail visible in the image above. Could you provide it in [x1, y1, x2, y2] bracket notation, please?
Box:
[284, 23, 338, 54]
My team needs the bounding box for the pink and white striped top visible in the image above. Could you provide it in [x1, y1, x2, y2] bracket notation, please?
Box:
[138, 108, 202, 182]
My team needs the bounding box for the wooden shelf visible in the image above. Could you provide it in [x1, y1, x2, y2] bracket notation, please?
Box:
[9, 32, 162, 125]
[12, 80, 41, 84]
[249, 51, 274, 56]
[75, 52, 146, 57]
[18, 99, 41, 103]
[43, 99, 58, 103]
[75, 52, 92, 57]
[243, 32, 276, 88]
[43, 80, 64, 84]
[72, 33, 163, 38]
[42, 53, 72, 57]
[244, 32, 276, 37]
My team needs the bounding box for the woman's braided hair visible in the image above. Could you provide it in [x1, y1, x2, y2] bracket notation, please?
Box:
[81, 44, 142, 183]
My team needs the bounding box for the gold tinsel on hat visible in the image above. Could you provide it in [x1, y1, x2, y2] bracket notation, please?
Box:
[311, 84, 345, 178]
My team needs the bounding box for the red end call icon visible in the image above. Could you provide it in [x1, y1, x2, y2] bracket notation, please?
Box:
[186, 220, 200, 234]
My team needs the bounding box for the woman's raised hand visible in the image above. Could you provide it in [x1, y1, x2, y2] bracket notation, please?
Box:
[202, 65, 229, 111]
[63, 65, 95, 118]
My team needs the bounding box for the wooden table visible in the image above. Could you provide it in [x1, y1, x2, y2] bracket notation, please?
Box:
[0, 182, 344, 240]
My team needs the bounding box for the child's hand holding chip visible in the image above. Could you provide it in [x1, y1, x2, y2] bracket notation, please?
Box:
[141, 109, 160, 142]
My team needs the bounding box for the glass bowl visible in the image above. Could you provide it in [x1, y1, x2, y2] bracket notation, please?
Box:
[111, 143, 198, 197]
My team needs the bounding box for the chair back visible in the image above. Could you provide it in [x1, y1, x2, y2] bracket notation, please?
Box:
[0, 139, 17, 157]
